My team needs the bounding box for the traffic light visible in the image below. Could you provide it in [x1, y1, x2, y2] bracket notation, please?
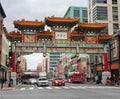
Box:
[6, 51, 12, 67]
[76, 53, 79, 57]
[43, 52, 46, 57]
[9, 51, 12, 60]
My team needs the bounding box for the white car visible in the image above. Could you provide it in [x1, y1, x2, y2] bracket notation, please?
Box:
[29, 78, 37, 84]
[37, 77, 49, 86]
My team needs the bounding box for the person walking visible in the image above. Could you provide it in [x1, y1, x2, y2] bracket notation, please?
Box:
[106, 77, 111, 85]
[1, 78, 4, 89]
[117, 76, 120, 85]
[64, 66, 68, 82]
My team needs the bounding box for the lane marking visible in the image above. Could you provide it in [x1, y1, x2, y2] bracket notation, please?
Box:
[54, 87, 61, 89]
[20, 88, 25, 90]
[62, 86, 70, 89]
[38, 87, 44, 89]
[46, 87, 52, 89]
[69, 86, 78, 89]
[29, 87, 34, 90]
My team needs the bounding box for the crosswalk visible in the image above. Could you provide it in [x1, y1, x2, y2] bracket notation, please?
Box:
[19, 85, 120, 91]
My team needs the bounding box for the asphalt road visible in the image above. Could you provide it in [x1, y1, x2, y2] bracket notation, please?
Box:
[0, 83, 120, 99]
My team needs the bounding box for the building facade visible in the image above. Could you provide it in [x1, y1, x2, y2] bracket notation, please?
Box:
[88, 0, 120, 35]
[61, 53, 71, 68]
[49, 52, 62, 72]
[0, 3, 10, 86]
[64, 6, 88, 22]
[17, 56, 27, 73]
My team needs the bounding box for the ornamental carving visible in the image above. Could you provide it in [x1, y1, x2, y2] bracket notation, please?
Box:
[86, 36, 97, 44]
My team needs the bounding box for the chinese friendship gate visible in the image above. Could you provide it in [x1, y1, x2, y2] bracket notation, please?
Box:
[6, 16, 112, 73]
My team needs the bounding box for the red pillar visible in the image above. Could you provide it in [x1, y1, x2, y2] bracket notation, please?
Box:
[104, 53, 108, 71]
[11, 52, 16, 72]
[11, 43, 16, 72]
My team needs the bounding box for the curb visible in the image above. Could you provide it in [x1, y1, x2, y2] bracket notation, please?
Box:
[0, 83, 22, 91]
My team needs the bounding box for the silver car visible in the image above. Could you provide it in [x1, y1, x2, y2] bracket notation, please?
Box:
[29, 78, 37, 84]
[37, 77, 49, 86]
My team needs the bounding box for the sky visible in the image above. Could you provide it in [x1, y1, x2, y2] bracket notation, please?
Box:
[1, 0, 88, 70]
[1, 0, 88, 32]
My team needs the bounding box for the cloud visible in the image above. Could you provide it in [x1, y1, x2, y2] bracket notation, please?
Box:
[24, 53, 44, 70]
[1, 0, 88, 32]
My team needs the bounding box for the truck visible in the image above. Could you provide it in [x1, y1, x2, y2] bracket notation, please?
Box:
[39, 72, 47, 78]
[68, 72, 84, 83]
[69, 55, 91, 83]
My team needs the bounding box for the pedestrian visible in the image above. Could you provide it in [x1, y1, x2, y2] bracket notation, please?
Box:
[64, 66, 68, 82]
[1, 78, 4, 89]
[114, 76, 118, 86]
[117, 76, 120, 85]
[106, 77, 111, 85]
[9, 78, 13, 87]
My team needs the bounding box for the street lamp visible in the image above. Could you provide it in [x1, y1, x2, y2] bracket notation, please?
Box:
[113, 30, 120, 76]
[109, 42, 112, 77]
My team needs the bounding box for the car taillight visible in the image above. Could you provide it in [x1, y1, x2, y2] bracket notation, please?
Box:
[55, 81, 58, 83]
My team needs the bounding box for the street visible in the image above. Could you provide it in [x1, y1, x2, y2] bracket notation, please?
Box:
[0, 83, 120, 99]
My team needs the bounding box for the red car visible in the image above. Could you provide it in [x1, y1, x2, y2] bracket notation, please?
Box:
[52, 78, 65, 86]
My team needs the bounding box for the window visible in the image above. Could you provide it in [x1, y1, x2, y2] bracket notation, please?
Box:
[93, 6, 107, 21]
[101, 25, 108, 34]
[112, 7, 118, 13]
[113, 23, 119, 30]
[92, 0, 107, 6]
[112, 0, 117, 4]
[113, 23, 119, 33]
[110, 42, 116, 58]
[82, 8, 88, 22]
[113, 15, 118, 21]
[112, 7, 118, 21]
[74, 8, 80, 18]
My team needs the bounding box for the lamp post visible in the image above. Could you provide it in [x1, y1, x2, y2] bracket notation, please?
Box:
[109, 42, 112, 77]
[113, 30, 120, 76]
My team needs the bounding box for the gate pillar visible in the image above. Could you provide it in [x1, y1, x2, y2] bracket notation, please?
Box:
[103, 45, 108, 71]
[102, 45, 111, 85]
[103, 53, 108, 71]
[11, 43, 16, 72]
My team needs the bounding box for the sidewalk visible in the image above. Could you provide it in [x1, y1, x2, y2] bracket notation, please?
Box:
[85, 81, 120, 87]
[0, 83, 21, 91]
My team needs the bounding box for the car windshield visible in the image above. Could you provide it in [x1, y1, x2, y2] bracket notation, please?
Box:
[39, 78, 47, 80]
[29, 78, 36, 81]
[54, 78, 63, 80]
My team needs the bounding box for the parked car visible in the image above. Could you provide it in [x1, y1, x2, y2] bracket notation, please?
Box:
[36, 77, 49, 86]
[29, 78, 37, 84]
[22, 78, 30, 84]
[52, 78, 65, 86]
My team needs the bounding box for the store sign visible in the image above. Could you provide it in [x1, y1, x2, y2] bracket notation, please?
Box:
[54, 28, 68, 31]
[24, 35, 35, 42]
[55, 32, 67, 39]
